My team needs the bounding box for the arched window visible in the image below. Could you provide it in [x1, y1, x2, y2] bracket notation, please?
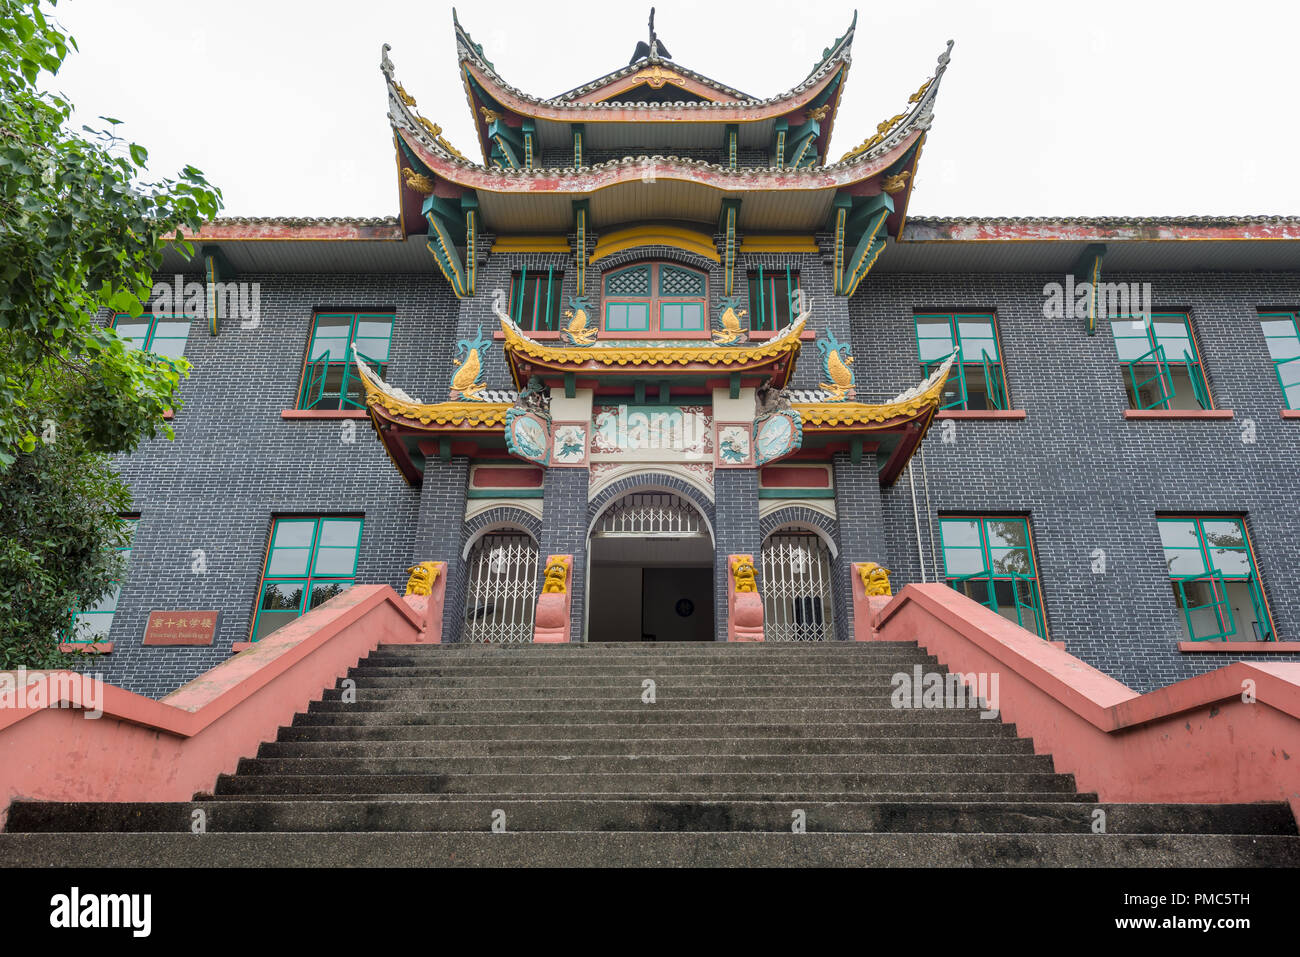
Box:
[602, 262, 708, 336]
[463, 532, 539, 643]
[761, 530, 836, 641]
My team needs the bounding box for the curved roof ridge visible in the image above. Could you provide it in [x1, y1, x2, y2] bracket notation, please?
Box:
[450, 9, 854, 112]
[838, 39, 953, 164]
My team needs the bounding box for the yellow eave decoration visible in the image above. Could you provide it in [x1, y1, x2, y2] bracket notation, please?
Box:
[796, 360, 951, 426]
[738, 235, 820, 254]
[589, 225, 720, 264]
[492, 235, 572, 254]
[499, 311, 807, 370]
[373, 396, 511, 428]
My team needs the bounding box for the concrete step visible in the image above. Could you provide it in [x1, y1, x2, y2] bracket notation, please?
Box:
[290, 709, 1005, 727]
[339, 674, 925, 690]
[212, 770, 1078, 796]
[194, 790, 1102, 803]
[343, 664, 950, 678]
[233, 753, 1058, 776]
[258, 736, 1037, 757]
[303, 700, 999, 718]
[2, 831, 1296, 867]
[9, 799, 1293, 835]
[280, 719, 1022, 739]
[362, 642, 928, 657]
[315, 691, 967, 707]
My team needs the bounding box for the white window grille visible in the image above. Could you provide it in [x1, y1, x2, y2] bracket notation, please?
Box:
[761, 532, 835, 641]
[592, 492, 705, 538]
[463, 533, 539, 643]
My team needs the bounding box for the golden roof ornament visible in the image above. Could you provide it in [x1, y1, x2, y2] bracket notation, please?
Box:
[882, 171, 910, 193]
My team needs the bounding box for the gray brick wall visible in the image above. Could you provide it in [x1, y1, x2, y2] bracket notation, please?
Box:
[88, 250, 1300, 699]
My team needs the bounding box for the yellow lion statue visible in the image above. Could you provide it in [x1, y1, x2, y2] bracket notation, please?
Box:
[730, 554, 758, 593]
[404, 561, 440, 596]
[542, 555, 571, 594]
[858, 562, 892, 597]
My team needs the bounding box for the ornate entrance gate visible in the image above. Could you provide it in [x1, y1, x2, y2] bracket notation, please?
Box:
[462, 532, 539, 643]
[761, 531, 836, 641]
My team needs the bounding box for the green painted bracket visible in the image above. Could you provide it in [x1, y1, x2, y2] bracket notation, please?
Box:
[719, 199, 741, 297]
[424, 193, 476, 298]
[1071, 243, 1106, 335]
[488, 118, 522, 170]
[729, 371, 741, 400]
[564, 372, 576, 399]
[772, 119, 788, 169]
[833, 193, 893, 296]
[201, 245, 235, 336]
[522, 119, 535, 169]
[572, 199, 590, 297]
[572, 124, 585, 167]
[725, 124, 739, 170]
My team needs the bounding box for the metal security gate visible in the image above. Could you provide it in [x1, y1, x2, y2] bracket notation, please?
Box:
[463, 533, 539, 643]
[761, 532, 835, 641]
[592, 492, 704, 538]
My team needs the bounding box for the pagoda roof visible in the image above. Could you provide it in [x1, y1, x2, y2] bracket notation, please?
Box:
[453, 8, 855, 115]
[385, 32, 952, 236]
[497, 307, 808, 391]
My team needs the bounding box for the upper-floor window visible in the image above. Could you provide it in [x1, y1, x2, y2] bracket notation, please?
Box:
[1160, 515, 1274, 642]
[603, 263, 707, 336]
[298, 313, 393, 410]
[747, 268, 801, 333]
[1111, 313, 1211, 410]
[252, 515, 364, 640]
[1260, 313, 1300, 409]
[510, 268, 564, 332]
[914, 313, 1007, 410]
[66, 516, 138, 643]
[939, 515, 1046, 637]
[113, 314, 191, 360]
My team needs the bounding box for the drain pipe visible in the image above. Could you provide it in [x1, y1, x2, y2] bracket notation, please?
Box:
[908, 462, 926, 583]
[921, 445, 939, 583]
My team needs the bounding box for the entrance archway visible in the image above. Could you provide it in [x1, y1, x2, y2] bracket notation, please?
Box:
[586, 490, 715, 642]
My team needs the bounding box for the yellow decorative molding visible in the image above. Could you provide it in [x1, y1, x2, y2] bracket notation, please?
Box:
[589, 225, 720, 264]
[402, 167, 435, 194]
[542, 555, 571, 594]
[358, 369, 511, 428]
[738, 235, 820, 254]
[858, 562, 892, 596]
[499, 312, 807, 371]
[405, 561, 440, 596]
[882, 171, 911, 193]
[797, 362, 949, 426]
[632, 65, 685, 90]
[491, 235, 572, 253]
[730, 554, 758, 593]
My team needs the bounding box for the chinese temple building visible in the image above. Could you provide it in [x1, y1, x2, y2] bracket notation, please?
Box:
[80, 9, 1300, 700]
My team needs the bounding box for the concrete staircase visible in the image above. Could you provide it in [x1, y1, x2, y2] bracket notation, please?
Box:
[4, 642, 1298, 866]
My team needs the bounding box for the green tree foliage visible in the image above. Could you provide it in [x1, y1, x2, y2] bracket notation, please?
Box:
[0, 0, 222, 662]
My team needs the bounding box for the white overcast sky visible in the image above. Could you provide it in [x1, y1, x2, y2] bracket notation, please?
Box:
[45, 0, 1300, 218]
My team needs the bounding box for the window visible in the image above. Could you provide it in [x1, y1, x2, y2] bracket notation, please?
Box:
[66, 517, 138, 642]
[462, 532, 539, 643]
[1159, 516, 1274, 642]
[251, 516, 363, 640]
[747, 268, 801, 332]
[510, 268, 564, 332]
[914, 313, 1007, 410]
[113, 314, 191, 360]
[1111, 313, 1211, 410]
[939, 516, 1046, 637]
[761, 531, 835, 641]
[1260, 313, 1300, 409]
[298, 313, 393, 410]
[603, 263, 707, 335]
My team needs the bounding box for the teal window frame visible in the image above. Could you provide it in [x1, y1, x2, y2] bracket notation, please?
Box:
[510, 267, 564, 332]
[746, 268, 801, 333]
[1111, 313, 1212, 410]
[1159, 516, 1274, 642]
[251, 516, 364, 641]
[66, 516, 138, 643]
[112, 313, 192, 362]
[914, 313, 1007, 410]
[1260, 312, 1300, 409]
[602, 263, 707, 335]
[938, 516, 1046, 637]
[298, 313, 393, 410]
